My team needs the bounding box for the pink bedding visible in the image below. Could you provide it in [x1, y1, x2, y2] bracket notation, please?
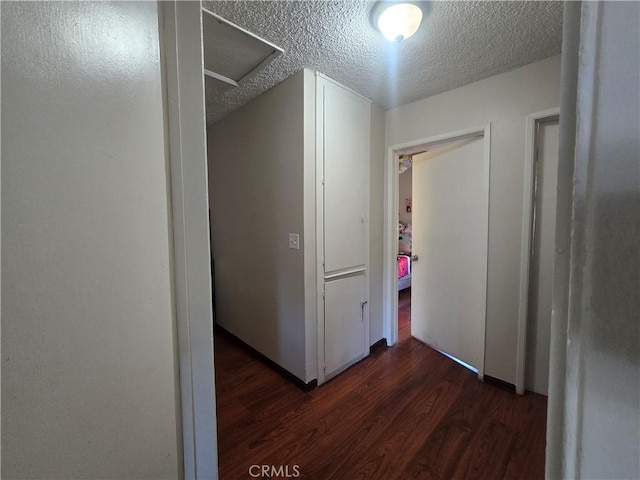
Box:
[398, 255, 410, 279]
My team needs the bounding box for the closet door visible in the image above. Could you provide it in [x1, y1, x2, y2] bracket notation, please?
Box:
[324, 275, 368, 377]
[317, 75, 371, 383]
[322, 81, 369, 272]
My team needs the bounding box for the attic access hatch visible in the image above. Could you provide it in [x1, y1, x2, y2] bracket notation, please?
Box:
[202, 8, 284, 93]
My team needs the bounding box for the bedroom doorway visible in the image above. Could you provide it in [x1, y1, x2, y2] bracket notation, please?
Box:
[384, 125, 490, 379]
[397, 155, 413, 343]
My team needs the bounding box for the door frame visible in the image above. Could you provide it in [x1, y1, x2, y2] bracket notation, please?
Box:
[516, 108, 560, 394]
[160, 2, 219, 478]
[383, 124, 491, 379]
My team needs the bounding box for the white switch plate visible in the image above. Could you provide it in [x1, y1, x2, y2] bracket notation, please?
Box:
[288, 233, 300, 250]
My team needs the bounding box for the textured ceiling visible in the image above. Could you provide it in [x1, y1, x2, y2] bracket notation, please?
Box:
[203, 1, 563, 124]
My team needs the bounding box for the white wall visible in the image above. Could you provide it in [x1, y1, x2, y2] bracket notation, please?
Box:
[369, 104, 386, 345]
[1, 2, 180, 478]
[398, 170, 412, 225]
[208, 70, 310, 382]
[386, 55, 561, 384]
[548, 2, 640, 478]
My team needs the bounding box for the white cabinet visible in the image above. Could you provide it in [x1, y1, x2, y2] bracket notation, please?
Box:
[316, 75, 371, 384]
[323, 275, 368, 378]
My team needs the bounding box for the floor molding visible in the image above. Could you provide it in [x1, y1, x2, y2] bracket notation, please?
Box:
[483, 374, 517, 394]
[215, 325, 317, 392]
[370, 337, 388, 353]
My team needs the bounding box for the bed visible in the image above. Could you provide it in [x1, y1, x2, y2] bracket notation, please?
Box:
[398, 254, 412, 290]
[398, 222, 412, 291]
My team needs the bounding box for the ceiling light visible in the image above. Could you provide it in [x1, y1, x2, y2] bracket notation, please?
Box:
[375, 3, 423, 42]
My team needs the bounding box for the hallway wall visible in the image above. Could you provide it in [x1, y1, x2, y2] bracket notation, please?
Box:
[1, 2, 180, 478]
[386, 55, 561, 384]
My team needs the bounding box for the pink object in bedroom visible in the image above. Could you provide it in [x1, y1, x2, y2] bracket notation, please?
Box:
[398, 256, 409, 279]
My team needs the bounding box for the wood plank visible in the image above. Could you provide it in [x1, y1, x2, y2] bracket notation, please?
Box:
[451, 420, 517, 480]
[399, 288, 411, 343]
[403, 380, 497, 479]
[334, 380, 462, 480]
[214, 330, 546, 480]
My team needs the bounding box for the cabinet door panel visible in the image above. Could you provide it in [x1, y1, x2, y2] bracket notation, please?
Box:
[322, 80, 370, 272]
[324, 274, 367, 378]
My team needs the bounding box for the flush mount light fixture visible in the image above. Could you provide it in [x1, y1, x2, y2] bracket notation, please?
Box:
[373, 2, 424, 42]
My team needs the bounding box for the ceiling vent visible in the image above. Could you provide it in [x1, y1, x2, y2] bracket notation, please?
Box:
[202, 8, 284, 93]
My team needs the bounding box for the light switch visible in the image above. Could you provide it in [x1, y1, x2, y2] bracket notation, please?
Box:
[288, 233, 300, 250]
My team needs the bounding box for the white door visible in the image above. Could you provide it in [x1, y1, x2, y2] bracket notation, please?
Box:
[317, 75, 370, 383]
[411, 135, 487, 374]
[322, 80, 369, 272]
[526, 118, 559, 395]
[324, 275, 368, 377]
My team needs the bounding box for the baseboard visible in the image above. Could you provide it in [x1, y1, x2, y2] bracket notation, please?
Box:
[370, 337, 388, 353]
[483, 374, 516, 394]
[215, 325, 317, 392]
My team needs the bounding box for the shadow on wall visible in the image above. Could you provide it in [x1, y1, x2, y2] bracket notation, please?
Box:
[589, 189, 639, 396]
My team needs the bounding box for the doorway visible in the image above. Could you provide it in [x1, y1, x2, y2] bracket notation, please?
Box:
[397, 154, 413, 342]
[384, 125, 491, 379]
[517, 108, 560, 395]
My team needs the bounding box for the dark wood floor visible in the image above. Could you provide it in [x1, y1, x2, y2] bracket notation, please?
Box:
[214, 297, 547, 479]
[399, 287, 411, 343]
